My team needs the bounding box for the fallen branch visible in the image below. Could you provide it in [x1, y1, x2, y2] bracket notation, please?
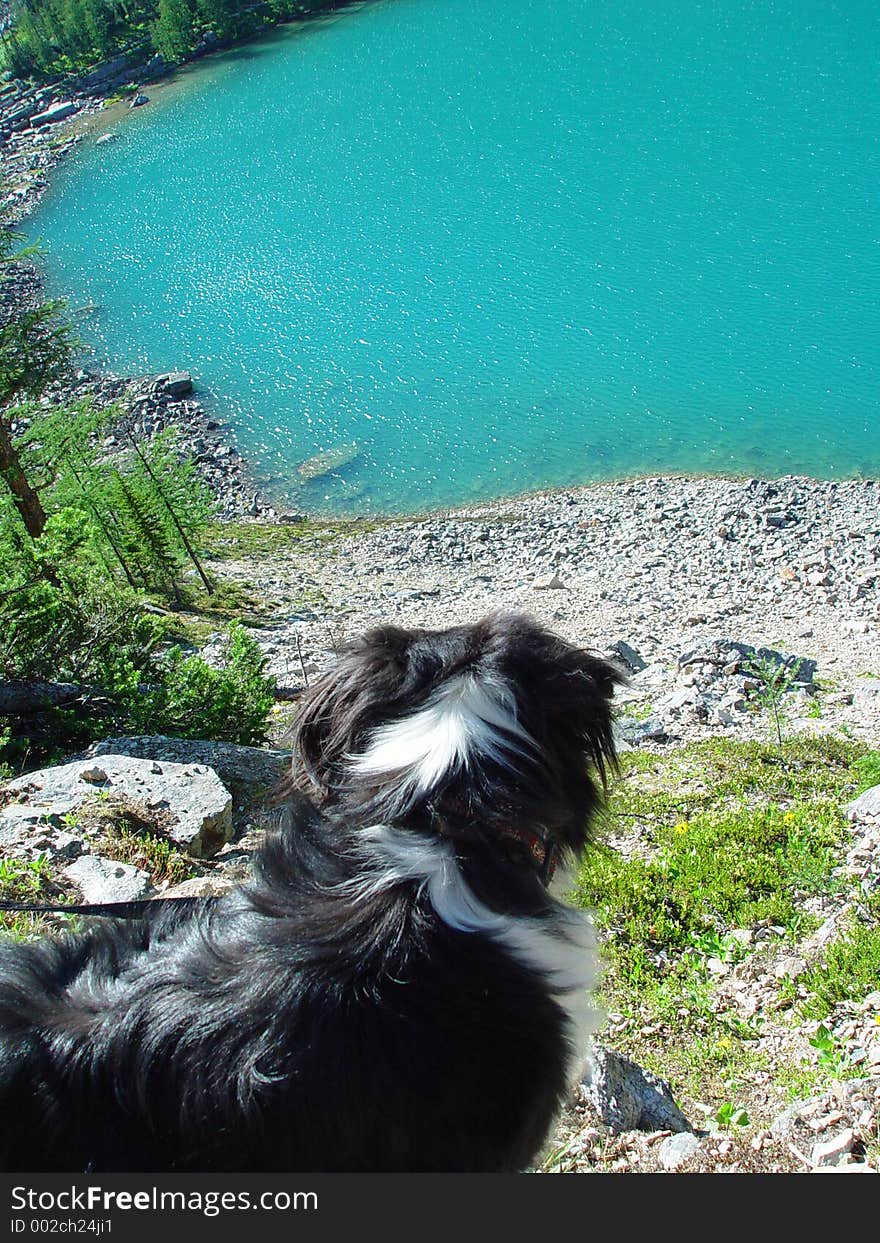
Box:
[0, 680, 92, 715]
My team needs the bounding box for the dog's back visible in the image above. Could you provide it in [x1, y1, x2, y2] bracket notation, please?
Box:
[0, 614, 619, 1172]
[0, 805, 573, 1171]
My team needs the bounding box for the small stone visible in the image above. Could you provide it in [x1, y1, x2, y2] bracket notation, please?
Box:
[78, 766, 109, 785]
[532, 573, 566, 590]
[774, 956, 808, 980]
[610, 640, 648, 672]
[811, 1128, 855, 1167]
[658, 1132, 701, 1171]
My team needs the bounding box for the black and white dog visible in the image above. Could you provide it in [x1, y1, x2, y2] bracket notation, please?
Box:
[0, 613, 619, 1172]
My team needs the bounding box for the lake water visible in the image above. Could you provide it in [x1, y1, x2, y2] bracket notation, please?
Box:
[30, 0, 880, 514]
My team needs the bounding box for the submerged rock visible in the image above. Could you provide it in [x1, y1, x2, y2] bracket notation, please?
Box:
[298, 442, 360, 479]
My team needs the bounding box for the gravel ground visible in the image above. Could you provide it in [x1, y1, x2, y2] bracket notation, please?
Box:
[220, 473, 880, 749]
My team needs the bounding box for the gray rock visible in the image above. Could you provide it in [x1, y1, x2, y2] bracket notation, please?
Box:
[610, 640, 648, 672]
[811, 1128, 855, 1167]
[3, 755, 233, 858]
[677, 639, 817, 687]
[775, 955, 808, 980]
[658, 1131, 702, 1171]
[63, 855, 154, 905]
[32, 101, 77, 126]
[85, 736, 291, 797]
[75, 55, 130, 92]
[579, 1046, 692, 1134]
[163, 875, 236, 900]
[846, 785, 880, 822]
[614, 716, 668, 745]
[0, 814, 86, 864]
[161, 371, 193, 399]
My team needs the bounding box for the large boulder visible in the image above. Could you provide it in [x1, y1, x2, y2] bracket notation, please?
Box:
[31, 101, 78, 126]
[1, 755, 233, 858]
[84, 736, 291, 798]
[74, 55, 131, 93]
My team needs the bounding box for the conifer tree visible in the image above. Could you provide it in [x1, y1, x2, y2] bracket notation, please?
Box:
[109, 468, 181, 592]
[151, 0, 196, 63]
[0, 230, 73, 537]
[193, 0, 235, 41]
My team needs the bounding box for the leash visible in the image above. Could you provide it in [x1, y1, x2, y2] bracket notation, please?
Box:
[0, 896, 205, 920]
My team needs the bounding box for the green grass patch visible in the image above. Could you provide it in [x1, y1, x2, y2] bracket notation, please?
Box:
[198, 518, 366, 561]
[852, 750, 880, 794]
[589, 736, 861, 975]
[170, 577, 279, 629]
[799, 920, 880, 1021]
[570, 736, 868, 1112]
[0, 853, 70, 940]
[603, 735, 864, 831]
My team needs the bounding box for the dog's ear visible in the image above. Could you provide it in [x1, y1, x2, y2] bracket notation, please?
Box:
[477, 616, 623, 852]
[289, 625, 418, 800]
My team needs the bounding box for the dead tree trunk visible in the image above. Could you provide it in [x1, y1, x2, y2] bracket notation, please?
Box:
[0, 417, 46, 538]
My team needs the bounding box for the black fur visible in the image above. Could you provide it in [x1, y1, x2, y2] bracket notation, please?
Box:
[0, 612, 620, 1172]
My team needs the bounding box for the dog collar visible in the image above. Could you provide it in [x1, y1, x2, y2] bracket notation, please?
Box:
[499, 826, 558, 885]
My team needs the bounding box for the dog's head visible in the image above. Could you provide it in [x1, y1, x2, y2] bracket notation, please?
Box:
[290, 612, 622, 868]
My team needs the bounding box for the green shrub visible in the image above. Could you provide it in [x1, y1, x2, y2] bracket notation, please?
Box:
[138, 623, 275, 745]
[852, 750, 880, 794]
[800, 922, 880, 1020]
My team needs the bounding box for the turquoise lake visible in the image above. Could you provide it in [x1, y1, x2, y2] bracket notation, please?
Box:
[30, 0, 880, 514]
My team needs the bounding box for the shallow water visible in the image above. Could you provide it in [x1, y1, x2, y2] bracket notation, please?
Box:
[30, 0, 880, 514]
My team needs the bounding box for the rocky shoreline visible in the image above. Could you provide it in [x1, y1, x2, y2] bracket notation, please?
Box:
[1, 85, 288, 518]
[0, 31, 330, 520]
[216, 473, 880, 755]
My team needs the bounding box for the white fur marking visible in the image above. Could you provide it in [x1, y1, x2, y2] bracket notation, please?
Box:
[353, 827, 601, 1083]
[348, 675, 533, 796]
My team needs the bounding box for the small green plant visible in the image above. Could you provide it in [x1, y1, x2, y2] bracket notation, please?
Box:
[713, 1100, 750, 1130]
[0, 852, 51, 895]
[101, 824, 192, 887]
[0, 720, 11, 778]
[745, 654, 803, 759]
[722, 1013, 765, 1041]
[775, 974, 800, 1009]
[808, 1024, 859, 1079]
[0, 853, 59, 939]
[686, 929, 746, 968]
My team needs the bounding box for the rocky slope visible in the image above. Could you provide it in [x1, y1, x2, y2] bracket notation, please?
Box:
[218, 474, 880, 748]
